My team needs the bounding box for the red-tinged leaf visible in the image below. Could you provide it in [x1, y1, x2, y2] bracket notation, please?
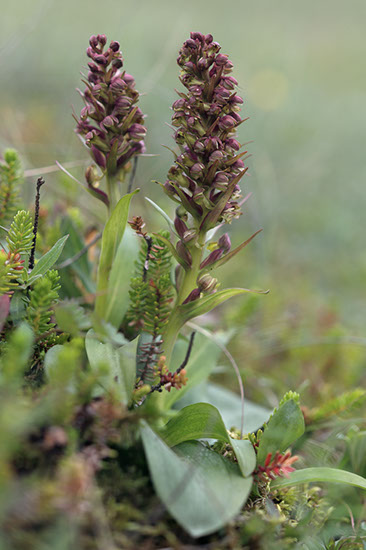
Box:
[0, 294, 10, 331]
[203, 229, 262, 272]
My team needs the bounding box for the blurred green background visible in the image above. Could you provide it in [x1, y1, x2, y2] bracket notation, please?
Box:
[1, 0, 365, 404]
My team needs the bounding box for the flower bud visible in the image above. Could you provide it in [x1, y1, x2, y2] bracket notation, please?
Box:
[199, 248, 224, 269]
[182, 287, 201, 304]
[110, 40, 120, 52]
[218, 115, 236, 130]
[85, 165, 99, 185]
[190, 163, 205, 177]
[123, 73, 135, 86]
[218, 233, 231, 253]
[215, 54, 228, 66]
[198, 273, 218, 293]
[176, 241, 192, 267]
[97, 34, 107, 46]
[209, 150, 224, 163]
[128, 123, 147, 140]
[174, 216, 188, 238]
[89, 35, 98, 48]
[182, 229, 196, 243]
[91, 146, 106, 169]
[112, 58, 123, 69]
[94, 54, 108, 66]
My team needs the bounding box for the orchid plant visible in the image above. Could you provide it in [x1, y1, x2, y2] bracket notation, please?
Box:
[0, 32, 365, 548]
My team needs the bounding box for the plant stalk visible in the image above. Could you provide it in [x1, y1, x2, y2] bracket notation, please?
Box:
[106, 173, 120, 215]
[162, 230, 206, 368]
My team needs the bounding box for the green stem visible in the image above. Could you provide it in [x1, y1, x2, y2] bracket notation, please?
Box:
[106, 173, 120, 215]
[163, 230, 206, 368]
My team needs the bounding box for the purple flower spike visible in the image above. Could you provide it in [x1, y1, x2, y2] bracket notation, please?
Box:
[75, 34, 146, 203]
[164, 32, 247, 229]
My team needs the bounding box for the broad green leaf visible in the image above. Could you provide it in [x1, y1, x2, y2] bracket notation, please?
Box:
[257, 398, 305, 464]
[29, 235, 69, 280]
[159, 403, 257, 478]
[179, 287, 269, 323]
[159, 403, 230, 447]
[95, 191, 138, 320]
[271, 467, 366, 491]
[140, 421, 252, 538]
[85, 329, 137, 404]
[103, 226, 139, 328]
[230, 438, 257, 477]
[160, 332, 230, 409]
[175, 382, 271, 434]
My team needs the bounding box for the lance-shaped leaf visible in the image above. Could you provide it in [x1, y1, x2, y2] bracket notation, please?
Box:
[271, 467, 366, 491]
[95, 190, 138, 321]
[178, 287, 269, 323]
[257, 396, 305, 464]
[103, 226, 139, 328]
[140, 421, 253, 538]
[145, 197, 177, 234]
[204, 229, 262, 272]
[29, 235, 69, 282]
[158, 402, 256, 478]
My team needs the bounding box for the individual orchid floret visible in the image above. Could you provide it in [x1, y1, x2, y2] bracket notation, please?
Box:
[75, 34, 146, 211]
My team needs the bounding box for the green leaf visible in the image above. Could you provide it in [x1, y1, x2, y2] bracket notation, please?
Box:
[159, 403, 229, 447]
[230, 438, 257, 478]
[9, 290, 26, 324]
[179, 287, 269, 323]
[95, 191, 138, 321]
[175, 382, 271, 433]
[85, 329, 137, 404]
[140, 421, 252, 538]
[29, 235, 69, 281]
[145, 197, 176, 234]
[271, 467, 366, 491]
[58, 216, 95, 295]
[257, 398, 305, 464]
[103, 226, 139, 328]
[160, 331, 230, 409]
[159, 402, 257, 478]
